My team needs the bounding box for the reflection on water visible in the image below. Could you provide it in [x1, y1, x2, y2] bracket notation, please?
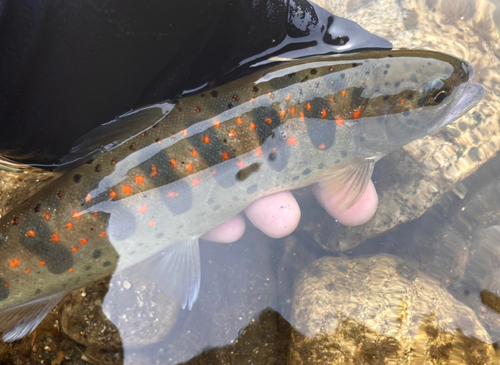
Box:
[1, 0, 500, 364]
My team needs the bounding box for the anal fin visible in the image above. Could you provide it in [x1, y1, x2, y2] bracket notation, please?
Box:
[319, 157, 375, 211]
[0, 293, 65, 342]
[153, 237, 201, 310]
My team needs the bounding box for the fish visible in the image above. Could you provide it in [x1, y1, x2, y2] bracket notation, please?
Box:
[0, 50, 484, 342]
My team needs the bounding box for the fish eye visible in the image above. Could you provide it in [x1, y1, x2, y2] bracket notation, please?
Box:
[433, 90, 448, 104]
[419, 78, 451, 106]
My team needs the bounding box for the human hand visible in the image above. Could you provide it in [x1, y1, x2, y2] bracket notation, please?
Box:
[201, 180, 378, 243]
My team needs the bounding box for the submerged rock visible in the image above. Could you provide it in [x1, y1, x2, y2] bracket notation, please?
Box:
[290, 254, 497, 364]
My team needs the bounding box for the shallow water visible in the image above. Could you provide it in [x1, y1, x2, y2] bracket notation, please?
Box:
[1, 0, 500, 364]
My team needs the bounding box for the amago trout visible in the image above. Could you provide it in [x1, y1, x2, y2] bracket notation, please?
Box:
[0, 50, 484, 342]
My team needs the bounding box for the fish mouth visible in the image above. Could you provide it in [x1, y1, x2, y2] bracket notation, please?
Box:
[444, 83, 485, 124]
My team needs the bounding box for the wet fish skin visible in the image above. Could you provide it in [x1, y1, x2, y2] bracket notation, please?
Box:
[0, 50, 481, 341]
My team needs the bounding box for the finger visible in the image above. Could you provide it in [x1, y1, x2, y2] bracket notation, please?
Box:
[201, 213, 246, 243]
[245, 190, 301, 238]
[313, 179, 378, 226]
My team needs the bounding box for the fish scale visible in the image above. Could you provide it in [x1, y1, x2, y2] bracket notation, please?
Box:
[0, 50, 483, 342]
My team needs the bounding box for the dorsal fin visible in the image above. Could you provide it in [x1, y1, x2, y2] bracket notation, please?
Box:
[48, 102, 174, 172]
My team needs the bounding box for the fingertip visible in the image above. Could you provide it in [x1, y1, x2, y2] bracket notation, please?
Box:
[245, 191, 301, 239]
[201, 214, 246, 243]
[313, 179, 378, 226]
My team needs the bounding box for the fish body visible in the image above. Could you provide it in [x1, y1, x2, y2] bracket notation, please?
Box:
[0, 50, 483, 341]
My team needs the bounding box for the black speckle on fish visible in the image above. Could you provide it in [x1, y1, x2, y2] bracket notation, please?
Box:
[236, 163, 260, 181]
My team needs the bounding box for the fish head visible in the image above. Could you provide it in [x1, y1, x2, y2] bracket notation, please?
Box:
[350, 50, 484, 159]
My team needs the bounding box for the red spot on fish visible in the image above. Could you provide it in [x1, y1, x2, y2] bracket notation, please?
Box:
[221, 151, 229, 160]
[25, 268, 31, 274]
[265, 117, 272, 125]
[202, 134, 210, 144]
[306, 103, 312, 111]
[39, 261, 46, 267]
[167, 191, 179, 198]
[42, 213, 50, 221]
[321, 109, 328, 119]
[133, 175, 144, 185]
[65, 222, 74, 230]
[8, 258, 20, 268]
[250, 122, 256, 131]
[285, 94, 291, 102]
[237, 117, 244, 125]
[93, 211, 98, 218]
[319, 144, 326, 150]
[109, 188, 117, 199]
[68, 268, 74, 273]
[192, 178, 200, 187]
[228, 129, 236, 138]
[169, 159, 178, 169]
[330, 97, 335, 103]
[268, 92, 274, 99]
[56, 191, 64, 200]
[272, 147, 277, 154]
[255, 147, 262, 157]
[111, 158, 117, 165]
[287, 136, 298, 146]
[400, 99, 405, 105]
[73, 211, 81, 220]
[79, 238, 88, 245]
[342, 90, 347, 97]
[11, 217, 20, 225]
[139, 205, 148, 214]
[181, 129, 188, 137]
[156, 138, 161, 145]
[186, 164, 193, 172]
[150, 165, 158, 177]
[353, 109, 362, 119]
[122, 185, 132, 195]
[237, 161, 245, 169]
[335, 117, 345, 126]
[141, 132, 147, 137]
[192, 149, 199, 157]
[85, 192, 92, 204]
[26, 230, 35, 238]
[279, 110, 286, 118]
[4, 283, 9, 288]
[291, 107, 296, 115]
[211, 169, 217, 175]
[148, 221, 156, 226]
[213, 120, 221, 128]
[300, 112, 305, 119]
[51, 233, 60, 243]
[70, 246, 80, 253]
[99, 231, 106, 238]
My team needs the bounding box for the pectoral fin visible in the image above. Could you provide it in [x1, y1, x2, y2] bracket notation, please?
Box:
[153, 237, 201, 310]
[318, 157, 375, 211]
[0, 293, 65, 342]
